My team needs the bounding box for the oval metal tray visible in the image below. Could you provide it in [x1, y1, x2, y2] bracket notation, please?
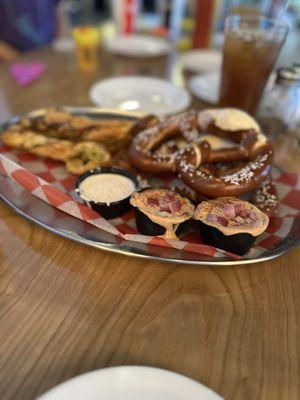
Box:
[1, 107, 299, 266]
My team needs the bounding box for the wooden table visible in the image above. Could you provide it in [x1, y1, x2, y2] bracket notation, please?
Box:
[0, 47, 300, 400]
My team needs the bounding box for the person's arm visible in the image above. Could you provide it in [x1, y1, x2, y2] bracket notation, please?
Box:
[0, 40, 20, 62]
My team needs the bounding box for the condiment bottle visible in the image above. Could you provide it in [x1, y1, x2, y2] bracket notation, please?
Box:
[258, 67, 300, 137]
[72, 26, 100, 71]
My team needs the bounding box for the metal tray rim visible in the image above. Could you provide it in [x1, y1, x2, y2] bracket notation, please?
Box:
[1, 106, 299, 266]
[1, 193, 293, 266]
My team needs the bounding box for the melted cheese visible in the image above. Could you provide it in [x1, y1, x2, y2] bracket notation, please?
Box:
[195, 198, 269, 237]
[253, 132, 268, 150]
[199, 108, 260, 133]
[130, 189, 194, 240]
[199, 134, 236, 150]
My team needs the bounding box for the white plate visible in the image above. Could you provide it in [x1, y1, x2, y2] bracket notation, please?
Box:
[106, 34, 172, 57]
[180, 49, 222, 73]
[189, 71, 276, 104]
[38, 366, 223, 400]
[89, 76, 191, 116]
[189, 71, 221, 104]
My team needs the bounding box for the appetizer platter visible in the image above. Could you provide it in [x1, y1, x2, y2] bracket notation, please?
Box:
[0, 106, 299, 266]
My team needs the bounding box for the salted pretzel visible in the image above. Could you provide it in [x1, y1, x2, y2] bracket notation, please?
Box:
[128, 110, 199, 173]
[176, 109, 273, 197]
[252, 174, 278, 216]
[128, 108, 267, 175]
[129, 114, 159, 136]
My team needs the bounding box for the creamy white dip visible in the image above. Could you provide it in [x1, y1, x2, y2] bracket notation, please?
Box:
[78, 173, 135, 204]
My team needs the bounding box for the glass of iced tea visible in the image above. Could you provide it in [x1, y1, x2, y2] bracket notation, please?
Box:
[219, 15, 289, 114]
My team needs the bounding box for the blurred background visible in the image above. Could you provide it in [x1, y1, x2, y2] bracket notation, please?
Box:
[0, 0, 299, 160]
[0, 0, 299, 57]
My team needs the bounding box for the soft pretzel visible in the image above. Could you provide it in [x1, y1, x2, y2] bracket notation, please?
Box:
[176, 109, 273, 197]
[129, 114, 159, 136]
[172, 162, 278, 217]
[128, 110, 198, 173]
[251, 174, 278, 217]
[128, 108, 269, 175]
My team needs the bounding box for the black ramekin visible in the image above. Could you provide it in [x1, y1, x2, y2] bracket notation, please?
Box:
[132, 187, 193, 237]
[134, 206, 166, 236]
[198, 221, 256, 256]
[76, 167, 138, 219]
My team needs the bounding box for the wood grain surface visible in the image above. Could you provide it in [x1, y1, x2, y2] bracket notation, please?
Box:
[0, 45, 300, 400]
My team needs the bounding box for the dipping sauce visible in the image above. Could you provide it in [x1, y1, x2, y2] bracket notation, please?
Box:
[78, 173, 136, 204]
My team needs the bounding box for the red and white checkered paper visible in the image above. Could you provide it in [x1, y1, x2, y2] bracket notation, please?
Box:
[1, 143, 300, 261]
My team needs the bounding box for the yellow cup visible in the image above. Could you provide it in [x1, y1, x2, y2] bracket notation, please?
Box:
[72, 26, 100, 71]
